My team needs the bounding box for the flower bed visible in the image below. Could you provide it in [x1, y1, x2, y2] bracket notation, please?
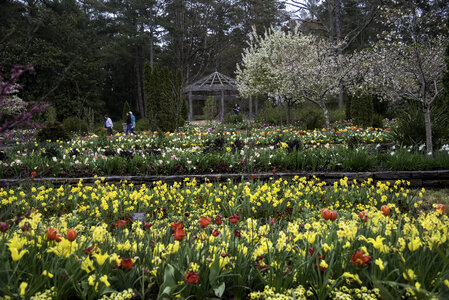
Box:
[0, 177, 448, 299]
[2, 124, 449, 179]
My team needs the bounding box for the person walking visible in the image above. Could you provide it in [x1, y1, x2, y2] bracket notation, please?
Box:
[129, 111, 136, 135]
[233, 103, 240, 115]
[125, 112, 132, 135]
[105, 115, 113, 136]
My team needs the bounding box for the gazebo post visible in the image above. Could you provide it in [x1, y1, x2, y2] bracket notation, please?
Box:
[183, 72, 240, 123]
[255, 96, 258, 119]
[188, 91, 193, 121]
[249, 95, 253, 121]
[220, 90, 225, 122]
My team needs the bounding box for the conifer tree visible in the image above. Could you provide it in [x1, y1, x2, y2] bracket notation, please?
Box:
[122, 101, 131, 123]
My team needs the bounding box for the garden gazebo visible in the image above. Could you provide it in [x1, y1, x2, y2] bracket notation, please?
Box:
[184, 71, 254, 121]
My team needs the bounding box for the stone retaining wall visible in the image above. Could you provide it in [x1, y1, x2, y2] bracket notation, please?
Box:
[1, 170, 449, 187]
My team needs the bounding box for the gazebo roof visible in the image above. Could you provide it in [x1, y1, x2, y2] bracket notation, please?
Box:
[184, 71, 239, 93]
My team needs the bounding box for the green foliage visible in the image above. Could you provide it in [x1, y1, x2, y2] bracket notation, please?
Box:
[62, 117, 89, 134]
[135, 118, 150, 131]
[257, 102, 326, 129]
[349, 92, 374, 127]
[345, 91, 352, 120]
[391, 101, 449, 150]
[36, 122, 70, 142]
[329, 109, 347, 123]
[173, 68, 188, 129]
[203, 96, 218, 121]
[299, 107, 325, 130]
[45, 106, 58, 123]
[257, 102, 285, 125]
[122, 101, 131, 123]
[94, 125, 107, 137]
[341, 148, 376, 171]
[372, 113, 384, 129]
[157, 66, 177, 132]
[225, 113, 243, 124]
[144, 63, 186, 132]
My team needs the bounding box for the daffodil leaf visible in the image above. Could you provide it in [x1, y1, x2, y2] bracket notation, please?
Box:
[213, 282, 225, 298]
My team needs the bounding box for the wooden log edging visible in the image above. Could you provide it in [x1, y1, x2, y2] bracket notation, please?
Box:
[1, 170, 449, 187]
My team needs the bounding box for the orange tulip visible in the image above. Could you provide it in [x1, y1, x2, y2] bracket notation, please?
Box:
[67, 228, 77, 242]
[173, 228, 186, 241]
[359, 211, 368, 222]
[381, 205, 390, 216]
[199, 216, 211, 228]
[321, 209, 331, 220]
[47, 227, 57, 240]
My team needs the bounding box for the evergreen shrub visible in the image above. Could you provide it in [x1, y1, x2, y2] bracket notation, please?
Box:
[62, 117, 89, 134]
[225, 113, 243, 124]
[349, 92, 374, 127]
[391, 101, 449, 150]
[203, 96, 218, 121]
[37, 121, 70, 142]
[298, 107, 324, 130]
[135, 118, 150, 131]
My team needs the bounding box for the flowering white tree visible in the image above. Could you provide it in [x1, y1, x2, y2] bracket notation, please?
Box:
[361, 2, 447, 155]
[236, 28, 304, 124]
[236, 27, 356, 128]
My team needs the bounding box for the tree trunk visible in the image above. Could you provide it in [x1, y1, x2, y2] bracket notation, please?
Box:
[255, 96, 258, 118]
[334, 0, 344, 110]
[249, 95, 253, 121]
[339, 83, 344, 111]
[149, 3, 154, 70]
[175, 0, 185, 78]
[321, 102, 330, 129]
[135, 47, 145, 119]
[328, 0, 335, 43]
[286, 100, 291, 124]
[188, 91, 193, 121]
[423, 103, 433, 155]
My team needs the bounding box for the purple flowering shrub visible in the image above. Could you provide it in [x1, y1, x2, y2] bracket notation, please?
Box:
[0, 65, 48, 144]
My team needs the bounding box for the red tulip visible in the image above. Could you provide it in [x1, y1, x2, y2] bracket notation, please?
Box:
[321, 209, 331, 220]
[67, 228, 77, 242]
[171, 221, 184, 231]
[235, 229, 241, 237]
[350, 250, 372, 266]
[47, 227, 57, 240]
[55, 233, 62, 243]
[214, 216, 223, 225]
[185, 271, 199, 284]
[330, 210, 338, 221]
[173, 228, 186, 241]
[83, 245, 97, 256]
[251, 174, 255, 179]
[359, 211, 368, 222]
[0, 222, 9, 232]
[20, 223, 29, 232]
[199, 216, 211, 228]
[212, 229, 220, 237]
[272, 169, 276, 175]
[229, 213, 239, 224]
[119, 257, 134, 270]
[381, 205, 390, 216]
[115, 220, 127, 228]
[435, 204, 446, 215]
[144, 222, 153, 229]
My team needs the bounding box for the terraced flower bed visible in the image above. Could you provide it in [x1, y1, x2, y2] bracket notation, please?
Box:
[2, 123, 449, 180]
[1, 177, 448, 299]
